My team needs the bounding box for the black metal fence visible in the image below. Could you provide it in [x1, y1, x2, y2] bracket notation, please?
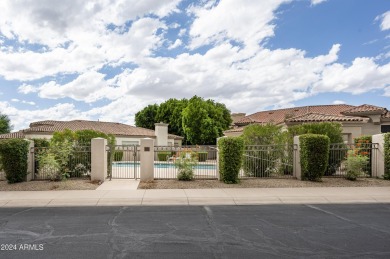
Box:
[32, 146, 91, 180]
[107, 145, 140, 179]
[325, 143, 377, 178]
[241, 144, 296, 178]
[153, 145, 218, 179]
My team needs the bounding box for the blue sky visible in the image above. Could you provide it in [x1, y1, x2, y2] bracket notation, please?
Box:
[0, 0, 389, 131]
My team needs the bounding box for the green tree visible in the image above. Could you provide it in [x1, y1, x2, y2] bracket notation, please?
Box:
[135, 104, 159, 130]
[156, 98, 188, 137]
[241, 124, 287, 146]
[288, 122, 343, 144]
[0, 113, 12, 134]
[182, 96, 232, 144]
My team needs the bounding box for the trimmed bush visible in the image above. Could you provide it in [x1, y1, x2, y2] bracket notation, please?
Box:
[345, 150, 369, 181]
[175, 152, 197, 181]
[300, 134, 330, 181]
[354, 135, 372, 176]
[0, 139, 30, 183]
[218, 137, 244, 184]
[197, 151, 208, 162]
[114, 151, 124, 161]
[384, 133, 390, 180]
[157, 151, 172, 161]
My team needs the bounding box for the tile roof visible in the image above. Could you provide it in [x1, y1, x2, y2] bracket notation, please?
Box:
[235, 104, 356, 125]
[341, 104, 386, 115]
[0, 120, 183, 140]
[382, 111, 390, 119]
[285, 113, 368, 123]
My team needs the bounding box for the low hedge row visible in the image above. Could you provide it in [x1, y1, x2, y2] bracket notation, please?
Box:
[300, 134, 330, 181]
[0, 139, 30, 183]
[218, 137, 244, 184]
[385, 133, 390, 180]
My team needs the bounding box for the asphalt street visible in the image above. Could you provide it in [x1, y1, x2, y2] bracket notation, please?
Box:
[0, 204, 389, 258]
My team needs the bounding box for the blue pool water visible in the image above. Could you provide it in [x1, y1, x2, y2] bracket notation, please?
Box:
[113, 162, 216, 170]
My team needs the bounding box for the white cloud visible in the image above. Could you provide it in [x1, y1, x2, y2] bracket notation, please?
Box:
[377, 11, 390, 31]
[332, 100, 345, 104]
[18, 84, 39, 94]
[0, 102, 87, 131]
[310, 0, 327, 6]
[168, 39, 183, 50]
[189, 0, 290, 51]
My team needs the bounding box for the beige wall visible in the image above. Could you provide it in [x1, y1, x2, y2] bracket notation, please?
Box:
[224, 131, 243, 137]
[24, 134, 52, 139]
[361, 123, 381, 136]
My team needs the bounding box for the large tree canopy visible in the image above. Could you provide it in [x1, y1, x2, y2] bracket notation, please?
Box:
[134, 96, 232, 144]
[134, 104, 159, 130]
[0, 113, 13, 134]
[182, 96, 232, 145]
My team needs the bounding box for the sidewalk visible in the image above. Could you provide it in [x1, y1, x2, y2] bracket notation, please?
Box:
[0, 186, 389, 207]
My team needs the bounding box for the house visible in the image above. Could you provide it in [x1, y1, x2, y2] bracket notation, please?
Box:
[224, 104, 390, 143]
[0, 120, 183, 146]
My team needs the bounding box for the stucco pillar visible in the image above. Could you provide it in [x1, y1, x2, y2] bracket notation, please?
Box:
[91, 138, 107, 182]
[372, 134, 384, 178]
[140, 138, 154, 181]
[293, 136, 302, 180]
[26, 140, 34, 181]
[155, 122, 168, 146]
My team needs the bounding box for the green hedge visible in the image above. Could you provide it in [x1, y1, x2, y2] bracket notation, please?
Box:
[157, 151, 172, 161]
[218, 137, 244, 184]
[114, 151, 124, 161]
[300, 134, 330, 181]
[384, 133, 390, 180]
[0, 139, 30, 183]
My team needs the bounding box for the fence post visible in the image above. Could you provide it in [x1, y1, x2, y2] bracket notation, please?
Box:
[140, 138, 154, 181]
[91, 138, 107, 182]
[372, 134, 384, 178]
[26, 140, 34, 181]
[293, 136, 302, 180]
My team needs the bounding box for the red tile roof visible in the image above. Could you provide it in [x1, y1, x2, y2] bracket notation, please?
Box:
[235, 104, 356, 126]
[341, 104, 386, 115]
[0, 120, 183, 140]
[285, 113, 367, 123]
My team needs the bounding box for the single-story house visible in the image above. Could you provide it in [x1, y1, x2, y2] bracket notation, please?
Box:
[0, 120, 183, 146]
[224, 104, 390, 143]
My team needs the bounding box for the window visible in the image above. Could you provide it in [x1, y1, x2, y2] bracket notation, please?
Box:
[122, 140, 139, 145]
[381, 125, 390, 133]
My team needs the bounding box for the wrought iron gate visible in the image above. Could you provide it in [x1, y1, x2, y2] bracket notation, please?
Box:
[107, 145, 140, 179]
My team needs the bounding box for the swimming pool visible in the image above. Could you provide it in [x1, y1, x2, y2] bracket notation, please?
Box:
[113, 162, 216, 170]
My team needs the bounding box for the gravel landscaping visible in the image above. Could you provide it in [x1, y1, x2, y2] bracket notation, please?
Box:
[138, 178, 390, 189]
[0, 179, 99, 191]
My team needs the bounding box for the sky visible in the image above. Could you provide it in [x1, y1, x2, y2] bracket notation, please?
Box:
[0, 0, 389, 131]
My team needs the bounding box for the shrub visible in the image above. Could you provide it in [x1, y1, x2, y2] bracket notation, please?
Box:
[72, 163, 88, 177]
[300, 134, 330, 181]
[0, 139, 30, 183]
[37, 153, 61, 181]
[345, 150, 368, 181]
[32, 138, 50, 148]
[218, 137, 244, 184]
[175, 152, 197, 181]
[197, 151, 208, 162]
[158, 151, 172, 161]
[114, 151, 124, 161]
[354, 135, 372, 176]
[384, 133, 390, 180]
[289, 122, 343, 175]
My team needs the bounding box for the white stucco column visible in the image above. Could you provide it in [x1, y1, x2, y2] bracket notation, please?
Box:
[372, 134, 384, 178]
[293, 136, 302, 180]
[26, 140, 34, 181]
[155, 122, 168, 146]
[91, 138, 107, 182]
[216, 137, 226, 181]
[140, 138, 154, 181]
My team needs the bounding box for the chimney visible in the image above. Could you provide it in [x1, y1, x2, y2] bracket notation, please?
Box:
[155, 122, 169, 146]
